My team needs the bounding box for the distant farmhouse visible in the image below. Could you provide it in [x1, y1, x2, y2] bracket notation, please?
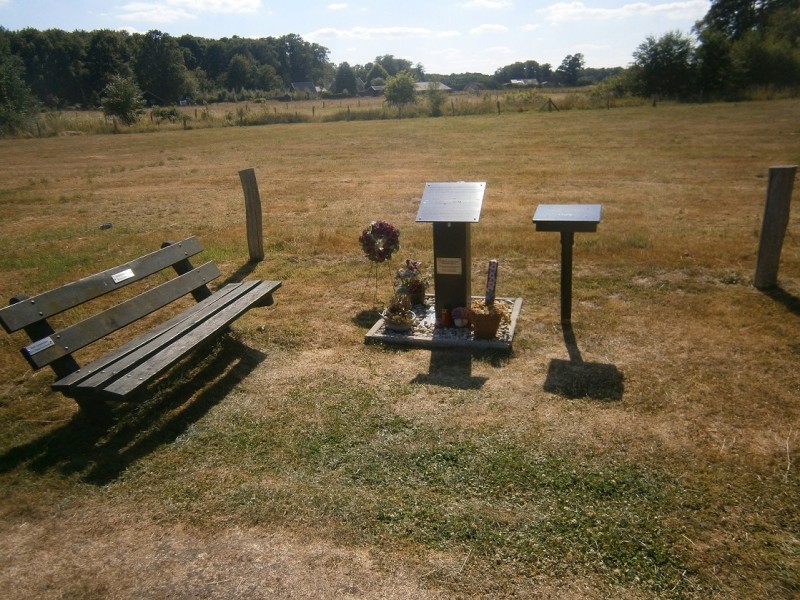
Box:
[415, 82, 452, 92]
[509, 79, 539, 87]
[290, 82, 319, 98]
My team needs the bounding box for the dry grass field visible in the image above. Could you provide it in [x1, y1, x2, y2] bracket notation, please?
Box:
[0, 99, 798, 599]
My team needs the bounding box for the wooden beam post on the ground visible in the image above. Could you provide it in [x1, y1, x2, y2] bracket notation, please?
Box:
[238, 167, 265, 262]
[754, 165, 797, 289]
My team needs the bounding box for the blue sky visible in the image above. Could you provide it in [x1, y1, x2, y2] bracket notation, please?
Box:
[0, 0, 710, 73]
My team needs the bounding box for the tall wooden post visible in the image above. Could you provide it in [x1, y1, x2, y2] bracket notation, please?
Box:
[238, 167, 265, 262]
[754, 165, 797, 289]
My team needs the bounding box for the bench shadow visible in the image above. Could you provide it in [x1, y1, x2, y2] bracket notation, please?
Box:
[0, 336, 266, 485]
[761, 285, 800, 317]
[411, 349, 489, 389]
[544, 324, 624, 401]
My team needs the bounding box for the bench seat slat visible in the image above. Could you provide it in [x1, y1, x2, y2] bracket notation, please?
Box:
[53, 280, 281, 398]
[51, 281, 253, 388]
[23, 262, 221, 370]
[0, 237, 204, 333]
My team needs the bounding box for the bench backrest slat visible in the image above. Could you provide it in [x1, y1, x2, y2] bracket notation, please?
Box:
[0, 237, 204, 334]
[22, 261, 221, 370]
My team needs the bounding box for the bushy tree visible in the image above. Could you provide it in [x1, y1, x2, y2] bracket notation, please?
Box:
[101, 74, 144, 126]
[134, 30, 194, 103]
[384, 71, 417, 117]
[364, 62, 389, 86]
[0, 48, 37, 135]
[332, 61, 357, 95]
[426, 81, 447, 117]
[631, 31, 695, 98]
[556, 53, 585, 85]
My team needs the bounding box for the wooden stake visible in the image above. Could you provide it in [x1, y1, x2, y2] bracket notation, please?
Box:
[754, 165, 797, 289]
[238, 168, 265, 262]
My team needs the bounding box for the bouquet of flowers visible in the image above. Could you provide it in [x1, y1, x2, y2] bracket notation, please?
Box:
[394, 258, 428, 298]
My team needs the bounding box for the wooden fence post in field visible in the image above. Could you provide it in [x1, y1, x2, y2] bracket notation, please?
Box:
[238, 167, 265, 262]
[754, 165, 797, 289]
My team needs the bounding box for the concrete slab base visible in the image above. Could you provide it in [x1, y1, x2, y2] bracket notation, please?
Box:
[365, 296, 523, 351]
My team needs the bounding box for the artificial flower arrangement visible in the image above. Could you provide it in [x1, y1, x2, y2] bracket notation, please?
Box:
[394, 258, 429, 304]
[359, 220, 400, 263]
[451, 306, 470, 328]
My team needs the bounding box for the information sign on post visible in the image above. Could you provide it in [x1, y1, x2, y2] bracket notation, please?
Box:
[416, 182, 486, 322]
[533, 204, 602, 324]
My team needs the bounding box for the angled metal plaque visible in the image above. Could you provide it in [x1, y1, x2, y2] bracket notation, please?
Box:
[532, 204, 602, 232]
[416, 182, 486, 223]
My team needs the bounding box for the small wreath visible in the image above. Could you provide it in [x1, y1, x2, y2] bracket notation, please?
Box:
[359, 220, 400, 263]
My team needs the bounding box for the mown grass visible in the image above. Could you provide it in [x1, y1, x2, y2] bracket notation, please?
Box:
[0, 98, 799, 598]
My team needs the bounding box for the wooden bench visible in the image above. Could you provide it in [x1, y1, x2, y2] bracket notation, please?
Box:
[0, 237, 281, 405]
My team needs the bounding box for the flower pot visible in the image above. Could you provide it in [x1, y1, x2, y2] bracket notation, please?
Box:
[383, 310, 416, 333]
[471, 312, 502, 340]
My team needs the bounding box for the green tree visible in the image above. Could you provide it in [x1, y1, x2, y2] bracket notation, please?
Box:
[332, 61, 357, 95]
[694, 28, 734, 98]
[374, 54, 413, 76]
[226, 53, 257, 90]
[364, 62, 389, 86]
[384, 71, 417, 117]
[631, 31, 695, 98]
[101, 74, 144, 126]
[84, 30, 132, 106]
[0, 46, 37, 135]
[134, 30, 193, 103]
[556, 53, 585, 85]
[426, 81, 447, 117]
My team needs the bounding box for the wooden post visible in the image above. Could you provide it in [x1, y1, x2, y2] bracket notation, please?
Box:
[754, 165, 797, 289]
[238, 168, 265, 262]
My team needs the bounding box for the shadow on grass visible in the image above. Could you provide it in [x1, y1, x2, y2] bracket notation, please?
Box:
[353, 309, 383, 329]
[544, 324, 624, 401]
[218, 260, 259, 286]
[412, 349, 489, 389]
[0, 336, 266, 485]
[761, 285, 800, 317]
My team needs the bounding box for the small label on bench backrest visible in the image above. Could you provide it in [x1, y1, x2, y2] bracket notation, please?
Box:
[112, 268, 135, 284]
[25, 337, 55, 355]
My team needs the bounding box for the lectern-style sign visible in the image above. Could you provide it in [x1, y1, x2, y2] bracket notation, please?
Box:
[416, 182, 486, 320]
[533, 204, 602, 324]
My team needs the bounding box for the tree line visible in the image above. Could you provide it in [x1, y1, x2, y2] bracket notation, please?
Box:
[0, 28, 331, 108]
[0, 0, 798, 133]
[622, 0, 799, 100]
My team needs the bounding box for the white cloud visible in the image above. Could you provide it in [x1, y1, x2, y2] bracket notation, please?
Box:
[470, 23, 509, 35]
[118, 0, 261, 22]
[540, 0, 708, 23]
[167, 0, 261, 12]
[461, 0, 513, 8]
[118, 2, 196, 23]
[307, 26, 460, 41]
[328, 3, 349, 10]
[522, 23, 541, 31]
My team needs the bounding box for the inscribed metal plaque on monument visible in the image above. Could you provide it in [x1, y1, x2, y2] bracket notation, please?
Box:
[416, 182, 486, 223]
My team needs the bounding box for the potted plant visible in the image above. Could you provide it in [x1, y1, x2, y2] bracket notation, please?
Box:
[394, 259, 429, 306]
[469, 299, 509, 340]
[382, 292, 416, 333]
